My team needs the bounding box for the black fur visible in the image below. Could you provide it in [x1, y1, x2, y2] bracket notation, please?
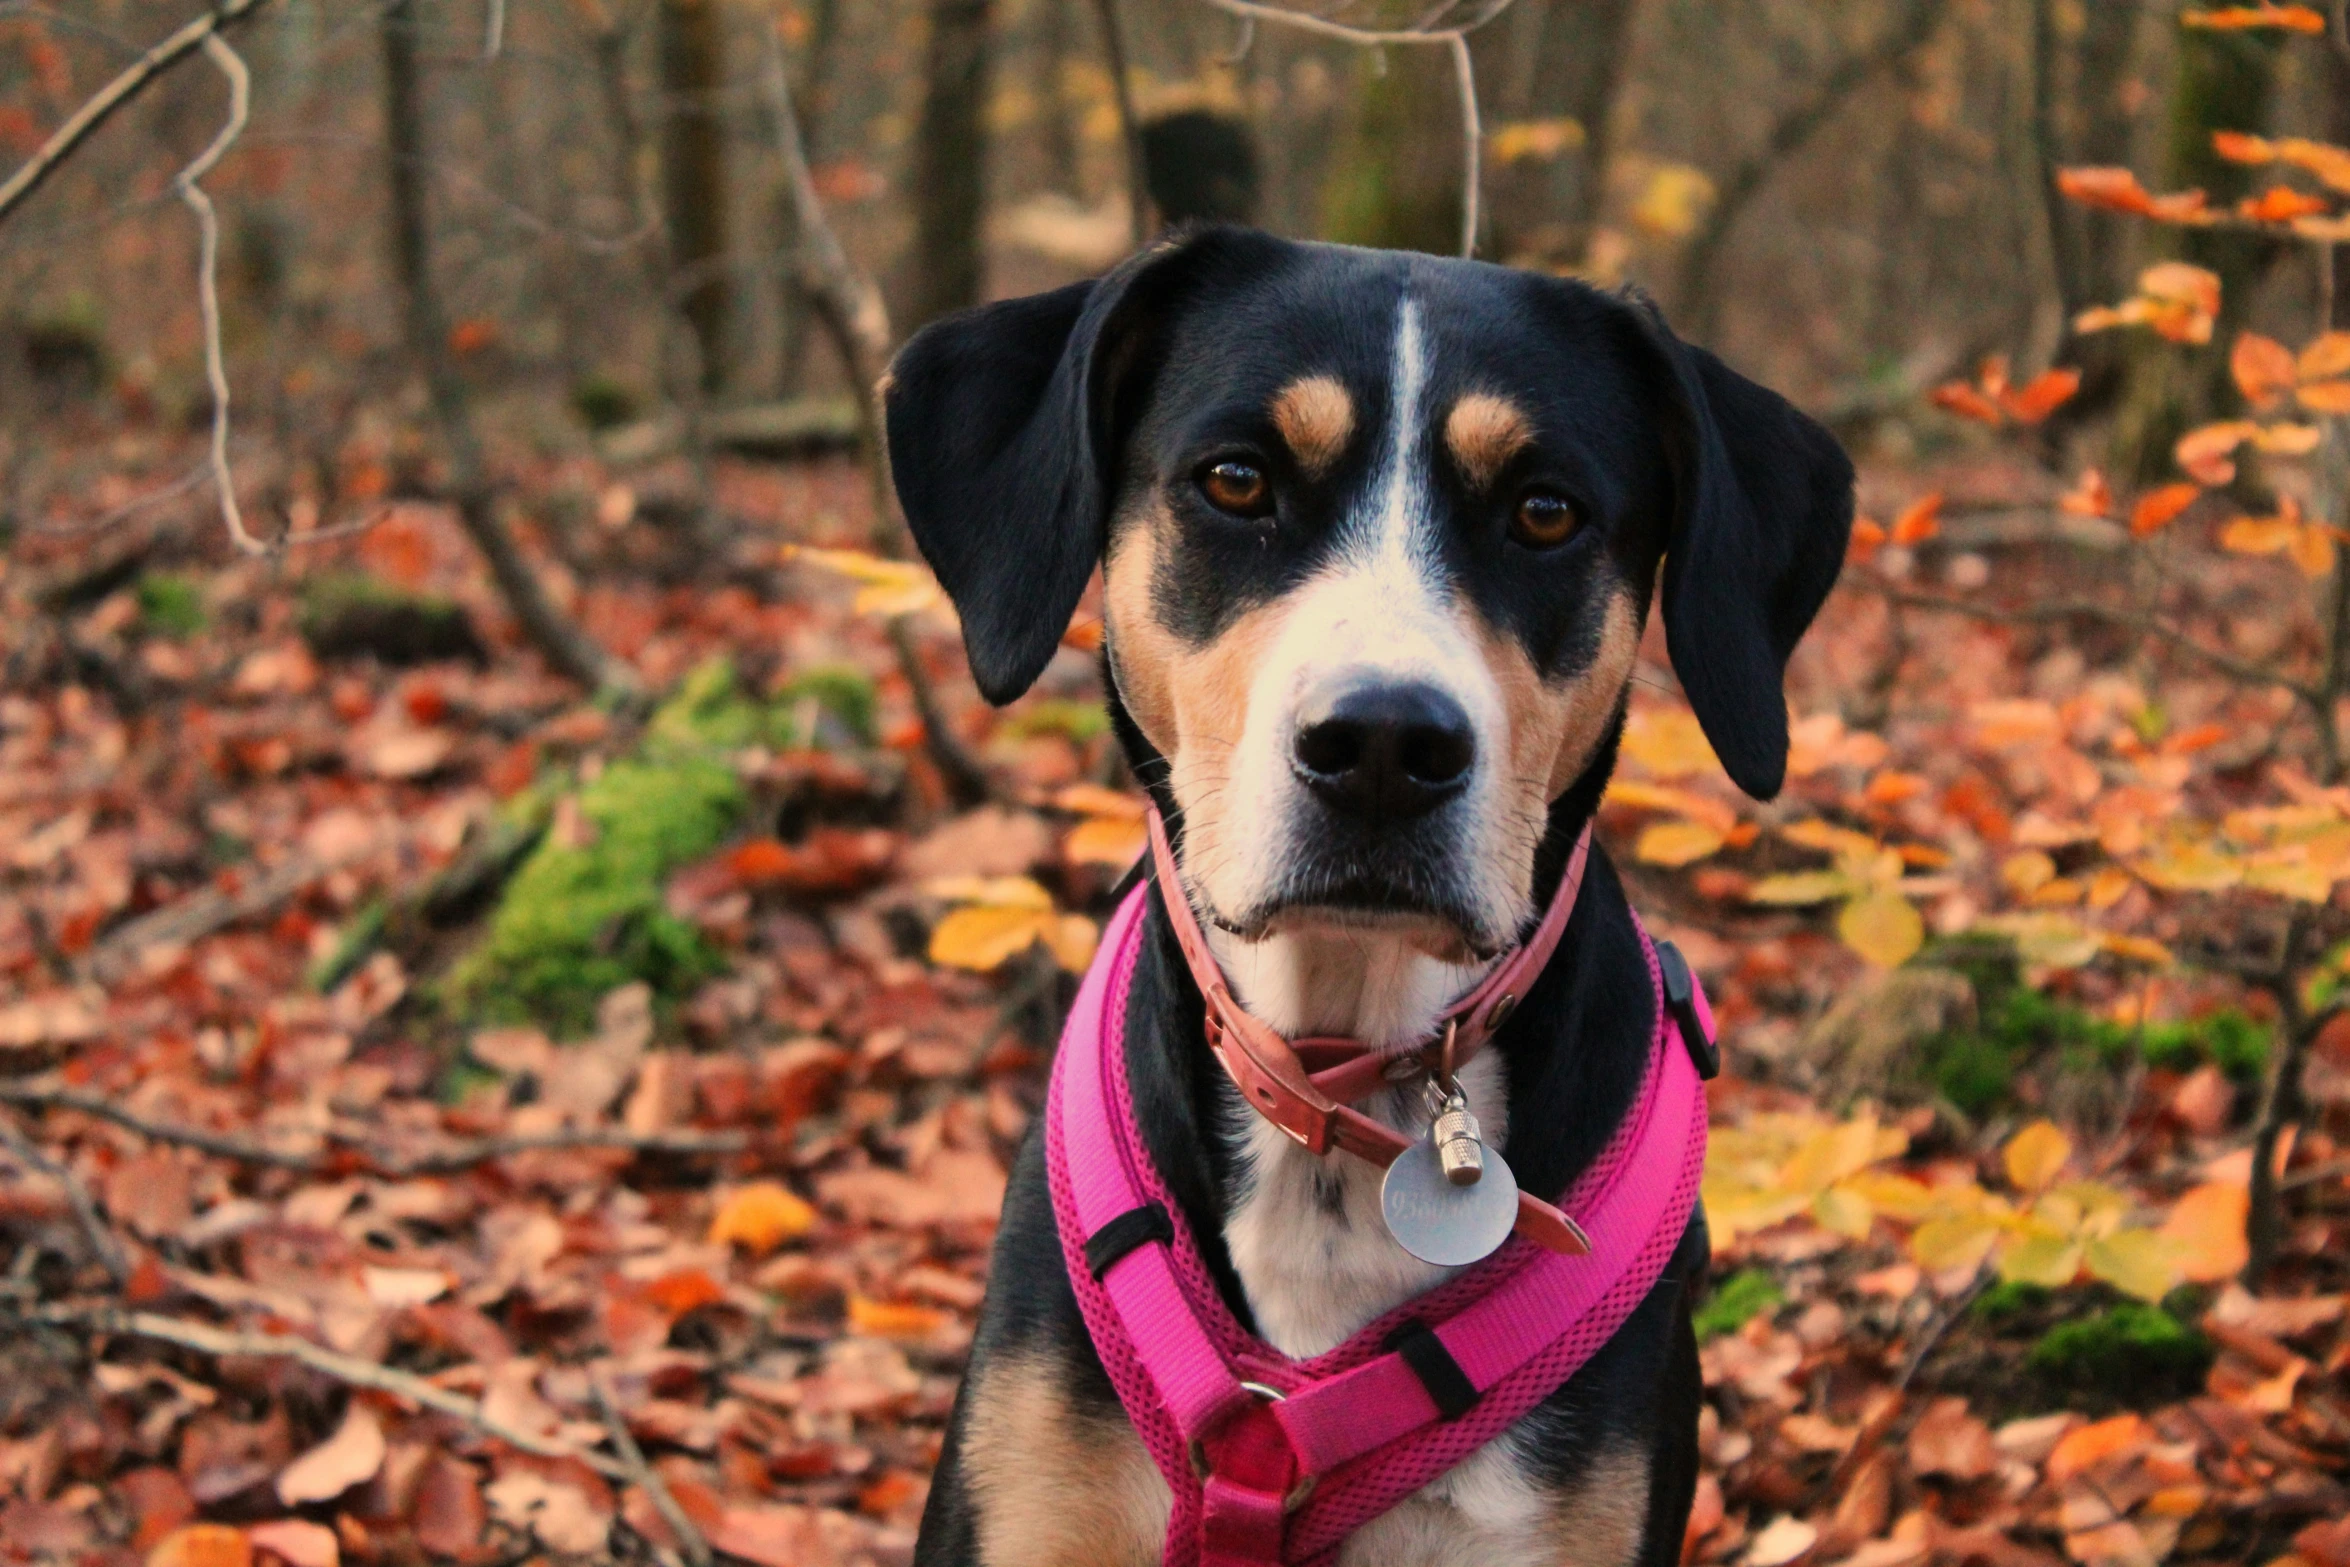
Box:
[888, 231, 1849, 1564]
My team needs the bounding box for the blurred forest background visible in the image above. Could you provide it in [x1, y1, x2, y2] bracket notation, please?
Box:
[2, 5, 2349, 1567]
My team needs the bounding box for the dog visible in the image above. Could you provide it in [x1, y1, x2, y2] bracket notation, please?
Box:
[883, 228, 1853, 1566]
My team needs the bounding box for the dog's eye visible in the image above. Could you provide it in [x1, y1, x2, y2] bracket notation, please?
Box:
[1510, 491, 1580, 549]
[1198, 460, 1274, 518]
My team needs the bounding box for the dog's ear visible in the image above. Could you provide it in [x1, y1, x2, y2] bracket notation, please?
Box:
[883, 229, 1253, 703]
[1627, 306, 1854, 800]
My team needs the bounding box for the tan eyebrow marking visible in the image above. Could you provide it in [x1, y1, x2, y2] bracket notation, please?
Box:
[1270, 375, 1355, 479]
[1445, 392, 1534, 491]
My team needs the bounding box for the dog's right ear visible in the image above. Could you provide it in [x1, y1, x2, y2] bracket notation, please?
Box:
[883, 229, 1253, 704]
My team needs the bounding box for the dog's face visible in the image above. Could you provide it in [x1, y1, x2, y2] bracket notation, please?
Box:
[886, 232, 1852, 960]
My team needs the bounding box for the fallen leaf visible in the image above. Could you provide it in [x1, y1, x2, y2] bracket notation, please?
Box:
[1908, 1397, 1998, 1481]
[277, 1405, 385, 1505]
[245, 1520, 338, 1567]
[1749, 1514, 1820, 1567]
[148, 1525, 251, 1567]
[709, 1182, 818, 1254]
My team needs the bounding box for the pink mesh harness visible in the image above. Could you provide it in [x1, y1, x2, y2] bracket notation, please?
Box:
[1044, 880, 1713, 1567]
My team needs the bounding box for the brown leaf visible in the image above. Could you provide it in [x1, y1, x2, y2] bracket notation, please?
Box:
[708, 1504, 839, 1567]
[409, 1456, 485, 1559]
[116, 1467, 197, 1553]
[1908, 1397, 1998, 1481]
[277, 1405, 385, 1506]
[2167, 1065, 2233, 1136]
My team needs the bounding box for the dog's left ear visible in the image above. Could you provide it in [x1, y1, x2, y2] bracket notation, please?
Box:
[883, 227, 1273, 704]
[1627, 307, 1854, 800]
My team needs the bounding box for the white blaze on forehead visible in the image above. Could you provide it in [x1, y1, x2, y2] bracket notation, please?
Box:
[1186, 292, 1535, 1039]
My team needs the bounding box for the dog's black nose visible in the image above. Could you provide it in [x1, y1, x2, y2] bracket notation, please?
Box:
[1292, 682, 1475, 820]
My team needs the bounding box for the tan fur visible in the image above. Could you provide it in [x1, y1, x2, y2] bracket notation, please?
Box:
[1444, 393, 1534, 491]
[1106, 499, 1294, 908]
[1465, 590, 1641, 874]
[961, 1353, 1167, 1567]
[1273, 376, 1357, 478]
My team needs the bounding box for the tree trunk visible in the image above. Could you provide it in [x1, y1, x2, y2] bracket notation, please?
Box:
[1038, 0, 1081, 195]
[1480, 0, 1639, 268]
[2036, 0, 2146, 435]
[909, 0, 995, 329]
[380, 0, 631, 695]
[659, 0, 729, 392]
[1321, 44, 1462, 258]
[2112, 25, 2281, 479]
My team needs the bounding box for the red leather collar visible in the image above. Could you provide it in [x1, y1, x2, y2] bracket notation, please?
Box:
[1143, 807, 1595, 1255]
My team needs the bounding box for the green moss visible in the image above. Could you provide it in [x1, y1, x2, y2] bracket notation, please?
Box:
[2027, 1302, 2212, 1398]
[1000, 698, 1108, 743]
[572, 373, 640, 432]
[1971, 1280, 2054, 1325]
[1913, 945, 2270, 1114]
[135, 573, 206, 638]
[1694, 1267, 1783, 1340]
[444, 658, 759, 1035]
[775, 664, 878, 746]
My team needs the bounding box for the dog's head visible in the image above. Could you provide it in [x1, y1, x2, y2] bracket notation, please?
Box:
[885, 230, 1852, 963]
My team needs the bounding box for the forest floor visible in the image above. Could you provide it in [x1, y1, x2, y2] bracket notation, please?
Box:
[0, 425, 2345, 1567]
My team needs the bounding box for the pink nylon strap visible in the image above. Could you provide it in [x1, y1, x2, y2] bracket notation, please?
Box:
[1046, 876, 1710, 1566]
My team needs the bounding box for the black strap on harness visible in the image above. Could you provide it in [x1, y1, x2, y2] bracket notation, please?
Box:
[1655, 938, 1719, 1081]
[1085, 1202, 1175, 1281]
[1386, 1320, 1478, 1420]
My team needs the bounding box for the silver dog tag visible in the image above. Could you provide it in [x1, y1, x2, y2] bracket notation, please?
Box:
[1381, 1134, 1519, 1266]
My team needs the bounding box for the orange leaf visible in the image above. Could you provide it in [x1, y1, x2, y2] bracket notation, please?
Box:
[2240, 185, 2331, 222]
[149, 1527, 252, 1567]
[2232, 331, 2298, 408]
[1890, 492, 1943, 546]
[643, 1268, 727, 1316]
[2060, 467, 2114, 518]
[2181, 3, 2326, 30]
[708, 1181, 818, 1254]
[727, 838, 798, 886]
[2001, 368, 2082, 423]
[447, 317, 498, 356]
[2279, 136, 2350, 193]
[2141, 261, 2223, 317]
[2160, 1181, 2250, 1283]
[2056, 166, 2156, 215]
[1848, 518, 1887, 566]
[2175, 420, 2258, 485]
[847, 1295, 953, 1340]
[2297, 377, 2350, 412]
[2045, 1413, 2152, 1482]
[2299, 330, 2350, 380]
[1929, 382, 2006, 425]
[2221, 513, 2299, 556]
[2212, 130, 2278, 164]
[2130, 483, 2202, 537]
[2290, 521, 2339, 578]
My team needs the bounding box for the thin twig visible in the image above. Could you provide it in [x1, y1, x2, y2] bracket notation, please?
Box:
[1873, 583, 2321, 704]
[0, 1113, 130, 1286]
[889, 616, 993, 808]
[0, 1084, 748, 1178]
[0, 0, 271, 227]
[1894, 1265, 1989, 1392]
[183, 33, 266, 555]
[1091, 0, 1150, 247]
[23, 1304, 632, 1480]
[590, 1367, 712, 1567]
[1449, 31, 1479, 258]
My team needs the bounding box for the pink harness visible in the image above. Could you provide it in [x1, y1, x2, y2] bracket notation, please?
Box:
[1044, 872, 1714, 1566]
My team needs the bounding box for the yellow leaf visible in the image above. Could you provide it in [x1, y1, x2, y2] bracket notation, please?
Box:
[1636, 819, 1727, 866]
[1998, 1230, 2085, 1288]
[1781, 1115, 1888, 1192]
[2099, 932, 2174, 966]
[1746, 871, 1855, 906]
[1838, 889, 1923, 967]
[1620, 707, 1718, 779]
[709, 1181, 817, 1254]
[923, 875, 1054, 909]
[1486, 116, 1585, 164]
[1973, 912, 2103, 970]
[1911, 1214, 2002, 1274]
[1045, 912, 1099, 972]
[2087, 868, 2135, 909]
[2288, 522, 2338, 579]
[1605, 779, 1739, 832]
[2084, 1229, 2183, 1302]
[847, 1294, 952, 1340]
[1779, 819, 1882, 858]
[1064, 814, 1147, 867]
[782, 546, 946, 618]
[1813, 1185, 1875, 1240]
[2001, 851, 2058, 897]
[929, 905, 1056, 970]
[2133, 839, 2243, 892]
[2297, 377, 2350, 412]
[2005, 1121, 2074, 1192]
[1629, 162, 1716, 239]
[2251, 421, 2322, 453]
[2159, 1181, 2250, 1282]
[2221, 515, 2298, 555]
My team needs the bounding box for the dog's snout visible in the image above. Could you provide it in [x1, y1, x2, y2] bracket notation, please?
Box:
[1291, 682, 1476, 821]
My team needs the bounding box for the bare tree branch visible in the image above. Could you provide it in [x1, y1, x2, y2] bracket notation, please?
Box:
[1091, 0, 1150, 246]
[0, 1112, 129, 1286]
[179, 33, 267, 556]
[591, 1367, 712, 1567]
[22, 1304, 634, 1480]
[0, 0, 272, 229]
